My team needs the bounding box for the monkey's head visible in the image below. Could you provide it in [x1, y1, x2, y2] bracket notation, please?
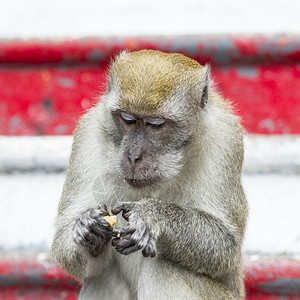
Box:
[101, 50, 210, 189]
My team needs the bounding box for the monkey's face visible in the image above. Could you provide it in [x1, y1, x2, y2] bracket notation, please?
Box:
[111, 110, 188, 189]
[103, 50, 209, 189]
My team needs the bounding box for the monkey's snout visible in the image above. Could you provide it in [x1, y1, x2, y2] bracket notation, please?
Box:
[128, 153, 142, 167]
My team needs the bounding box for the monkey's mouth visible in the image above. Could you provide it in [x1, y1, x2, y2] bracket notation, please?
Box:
[125, 177, 158, 189]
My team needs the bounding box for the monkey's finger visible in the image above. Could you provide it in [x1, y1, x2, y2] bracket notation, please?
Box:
[111, 203, 126, 214]
[112, 237, 136, 249]
[91, 225, 113, 240]
[74, 228, 97, 248]
[96, 204, 109, 216]
[96, 203, 108, 212]
[90, 224, 104, 236]
[93, 217, 114, 232]
[88, 211, 113, 229]
[74, 222, 92, 242]
[122, 210, 132, 221]
[115, 243, 143, 256]
[111, 202, 133, 215]
[120, 226, 136, 236]
[117, 227, 149, 252]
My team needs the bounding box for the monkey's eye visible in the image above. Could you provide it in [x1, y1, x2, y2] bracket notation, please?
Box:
[120, 112, 136, 124]
[146, 118, 166, 128]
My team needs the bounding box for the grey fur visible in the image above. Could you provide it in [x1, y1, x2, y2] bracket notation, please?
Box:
[51, 50, 248, 299]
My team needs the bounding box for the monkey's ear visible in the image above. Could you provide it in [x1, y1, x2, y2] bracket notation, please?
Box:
[200, 64, 211, 109]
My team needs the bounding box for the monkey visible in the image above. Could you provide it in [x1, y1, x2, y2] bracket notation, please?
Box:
[51, 50, 248, 300]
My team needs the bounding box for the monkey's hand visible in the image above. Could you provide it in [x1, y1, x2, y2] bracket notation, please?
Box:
[73, 204, 113, 257]
[111, 202, 157, 258]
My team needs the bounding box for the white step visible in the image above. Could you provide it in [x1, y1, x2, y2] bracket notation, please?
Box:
[0, 135, 299, 254]
[1, 135, 300, 174]
[1, 172, 299, 253]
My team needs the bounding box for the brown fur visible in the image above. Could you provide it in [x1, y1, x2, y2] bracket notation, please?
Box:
[109, 50, 203, 114]
[52, 50, 248, 300]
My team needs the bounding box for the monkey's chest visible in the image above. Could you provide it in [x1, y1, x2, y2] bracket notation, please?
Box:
[115, 251, 143, 292]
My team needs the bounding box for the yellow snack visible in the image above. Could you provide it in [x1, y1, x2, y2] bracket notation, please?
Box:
[103, 215, 117, 227]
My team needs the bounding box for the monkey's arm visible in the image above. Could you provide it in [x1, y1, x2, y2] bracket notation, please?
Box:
[52, 202, 113, 280]
[51, 207, 88, 280]
[112, 197, 246, 279]
[51, 108, 114, 280]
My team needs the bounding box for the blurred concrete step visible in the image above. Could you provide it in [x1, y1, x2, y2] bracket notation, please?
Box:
[0, 253, 79, 299]
[0, 253, 299, 300]
[0, 135, 300, 253]
[1, 135, 300, 174]
[0, 172, 299, 253]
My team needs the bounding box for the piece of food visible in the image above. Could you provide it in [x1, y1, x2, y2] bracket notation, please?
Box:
[103, 215, 117, 227]
[112, 229, 121, 239]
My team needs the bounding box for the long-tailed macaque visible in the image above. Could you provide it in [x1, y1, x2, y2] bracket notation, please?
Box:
[51, 50, 248, 300]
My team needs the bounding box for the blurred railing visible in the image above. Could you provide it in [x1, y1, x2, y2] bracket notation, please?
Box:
[1, 36, 300, 135]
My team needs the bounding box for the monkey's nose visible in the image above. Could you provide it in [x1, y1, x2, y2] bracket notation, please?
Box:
[128, 153, 142, 166]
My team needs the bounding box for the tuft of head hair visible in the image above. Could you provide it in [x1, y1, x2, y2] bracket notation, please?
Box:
[107, 50, 208, 116]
